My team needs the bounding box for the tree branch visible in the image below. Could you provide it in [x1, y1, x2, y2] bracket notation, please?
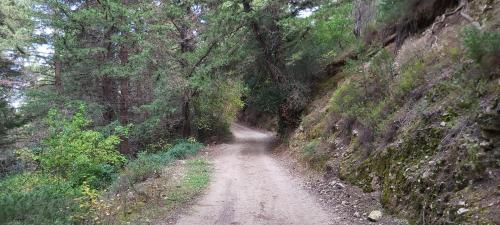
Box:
[186, 24, 245, 78]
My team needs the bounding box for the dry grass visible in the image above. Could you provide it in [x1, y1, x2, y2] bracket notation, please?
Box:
[98, 159, 210, 225]
[285, 3, 500, 223]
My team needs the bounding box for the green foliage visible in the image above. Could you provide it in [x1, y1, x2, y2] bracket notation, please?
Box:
[145, 139, 172, 153]
[246, 80, 284, 114]
[328, 50, 424, 134]
[1, 135, 203, 224]
[0, 0, 31, 143]
[240, 0, 359, 134]
[40, 106, 125, 188]
[110, 158, 211, 224]
[121, 151, 172, 185]
[193, 78, 245, 135]
[378, 0, 410, 22]
[302, 139, 319, 156]
[370, 49, 394, 85]
[330, 50, 395, 124]
[114, 139, 203, 189]
[166, 159, 210, 205]
[0, 98, 20, 145]
[283, 1, 357, 64]
[463, 27, 500, 76]
[330, 79, 364, 117]
[0, 0, 33, 51]
[167, 139, 204, 159]
[0, 173, 83, 225]
[368, 98, 391, 130]
[394, 60, 425, 96]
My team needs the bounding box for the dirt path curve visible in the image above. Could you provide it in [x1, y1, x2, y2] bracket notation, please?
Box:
[176, 124, 335, 225]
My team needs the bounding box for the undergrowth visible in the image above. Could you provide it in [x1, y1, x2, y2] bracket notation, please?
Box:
[0, 173, 83, 225]
[295, 15, 500, 224]
[0, 106, 205, 225]
[105, 159, 210, 224]
[165, 159, 210, 207]
[112, 138, 204, 192]
[463, 27, 500, 76]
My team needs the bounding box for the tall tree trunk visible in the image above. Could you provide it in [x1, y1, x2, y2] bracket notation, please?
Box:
[102, 41, 115, 122]
[179, 6, 195, 138]
[118, 77, 130, 155]
[119, 0, 130, 155]
[353, 0, 377, 40]
[182, 93, 191, 137]
[102, 76, 115, 122]
[118, 46, 130, 155]
[54, 49, 63, 92]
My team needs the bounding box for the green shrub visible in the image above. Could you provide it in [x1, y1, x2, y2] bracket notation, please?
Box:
[145, 139, 172, 153]
[463, 27, 500, 76]
[330, 79, 364, 116]
[306, 1, 356, 59]
[394, 60, 425, 97]
[368, 98, 395, 132]
[329, 52, 397, 130]
[113, 139, 203, 189]
[41, 106, 126, 188]
[166, 139, 203, 159]
[0, 173, 84, 225]
[302, 139, 319, 156]
[122, 151, 173, 184]
[378, 0, 406, 22]
[193, 79, 245, 136]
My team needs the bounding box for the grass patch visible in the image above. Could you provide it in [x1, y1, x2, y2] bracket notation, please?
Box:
[164, 159, 210, 207]
[107, 159, 211, 224]
[112, 139, 204, 191]
[394, 60, 425, 97]
[463, 27, 500, 76]
[301, 139, 319, 157]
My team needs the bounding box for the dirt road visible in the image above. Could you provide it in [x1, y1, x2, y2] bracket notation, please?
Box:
[176, 124, 334, 225]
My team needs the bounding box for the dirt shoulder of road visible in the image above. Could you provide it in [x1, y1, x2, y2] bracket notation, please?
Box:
[149, 146, 216, 225]
[272, 144, 409, 225]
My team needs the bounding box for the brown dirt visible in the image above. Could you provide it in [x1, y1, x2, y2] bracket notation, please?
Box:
[174, 124, 408, 225]
[176, 124, 332, 225]
[273, 146, 409, 225]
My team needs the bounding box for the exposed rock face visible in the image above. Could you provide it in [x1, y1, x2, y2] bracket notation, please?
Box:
[478, 97, 500, 142]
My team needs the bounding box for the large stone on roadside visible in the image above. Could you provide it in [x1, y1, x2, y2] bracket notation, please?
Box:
[367, 210, 383, 222]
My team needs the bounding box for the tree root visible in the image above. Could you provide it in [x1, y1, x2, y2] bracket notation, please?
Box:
[459, 11, 482, 29]
[427, 0, 483, 47]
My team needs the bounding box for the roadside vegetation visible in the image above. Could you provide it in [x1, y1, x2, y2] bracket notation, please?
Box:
[290, 1, 499, 224]
[1, 0, 498, 224]
[100, 159, 210, 224]
[0, 105, 206, 224]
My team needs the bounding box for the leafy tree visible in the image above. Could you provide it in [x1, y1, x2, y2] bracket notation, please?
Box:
[0, 0, 33, 147]
[24, 0, 247, 152]
[234, 0, 356, 135]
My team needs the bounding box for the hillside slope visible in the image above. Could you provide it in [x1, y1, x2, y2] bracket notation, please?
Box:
[284, 1, 499, 224]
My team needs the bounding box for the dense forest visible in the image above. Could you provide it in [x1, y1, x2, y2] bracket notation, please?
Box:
[1, 0, 499, 224]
